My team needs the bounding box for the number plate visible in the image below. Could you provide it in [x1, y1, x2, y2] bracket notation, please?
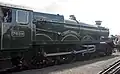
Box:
[11, 30, 25, 37]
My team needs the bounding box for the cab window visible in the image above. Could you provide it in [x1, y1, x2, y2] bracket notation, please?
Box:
[0, 7, 12, 23]
[16, 10, 29, 24]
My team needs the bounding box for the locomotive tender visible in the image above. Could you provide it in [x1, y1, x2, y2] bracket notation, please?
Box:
[0, 3, 114, 69]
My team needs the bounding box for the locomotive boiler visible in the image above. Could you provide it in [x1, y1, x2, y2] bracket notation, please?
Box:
[0, 2, 114, 70]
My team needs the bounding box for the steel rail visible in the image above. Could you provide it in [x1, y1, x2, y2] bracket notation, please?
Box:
[99, 60, 120, 74]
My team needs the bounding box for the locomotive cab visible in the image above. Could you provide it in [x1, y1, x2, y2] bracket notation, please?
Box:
[0, 6, 12, 50]
[0, 5, 33, 50]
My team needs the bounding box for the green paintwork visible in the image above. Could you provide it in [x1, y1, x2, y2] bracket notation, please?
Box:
[0, 4, 109, 50]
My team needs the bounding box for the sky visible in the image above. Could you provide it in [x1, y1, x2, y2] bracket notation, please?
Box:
[0, 0, 120, 35]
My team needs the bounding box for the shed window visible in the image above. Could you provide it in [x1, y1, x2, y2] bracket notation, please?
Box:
[16, 10, 29, 24]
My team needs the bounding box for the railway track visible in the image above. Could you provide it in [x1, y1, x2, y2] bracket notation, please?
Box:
[99, 59, 120, 74]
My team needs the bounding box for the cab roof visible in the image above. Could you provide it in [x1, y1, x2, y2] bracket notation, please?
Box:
[0, 2, 32, 10]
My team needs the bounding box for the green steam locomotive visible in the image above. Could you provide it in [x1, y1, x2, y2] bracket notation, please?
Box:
[0, 2, 114, 70]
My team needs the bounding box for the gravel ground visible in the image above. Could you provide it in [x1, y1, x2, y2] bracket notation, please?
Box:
[13, 52, 120, 74]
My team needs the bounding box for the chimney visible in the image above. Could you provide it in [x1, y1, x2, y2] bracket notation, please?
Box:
[95, 20, 102, 26]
